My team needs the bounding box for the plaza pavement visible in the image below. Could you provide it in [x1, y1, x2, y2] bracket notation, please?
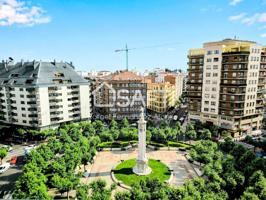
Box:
[81, 149, 198, 188]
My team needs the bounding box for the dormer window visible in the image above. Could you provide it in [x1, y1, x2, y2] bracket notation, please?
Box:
[55, 72, 64, 78]
[26, 79, 34, 84]
[10, 74, 19, 78]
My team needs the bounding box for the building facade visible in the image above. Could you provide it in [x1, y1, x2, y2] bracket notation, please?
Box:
[0, 60, 91, 130]
[93, 70, 147, 120]
[144, 71, 185, 113]
[187, 39, 265, 137]
[146, 81, 176, 113]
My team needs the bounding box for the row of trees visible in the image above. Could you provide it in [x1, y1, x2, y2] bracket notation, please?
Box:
[15, 118, 231, 148]
[190, 139, 266, 199]
[13, 122, 101, 199]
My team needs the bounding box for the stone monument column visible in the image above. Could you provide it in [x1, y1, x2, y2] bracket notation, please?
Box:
[133, 107, 151, 175]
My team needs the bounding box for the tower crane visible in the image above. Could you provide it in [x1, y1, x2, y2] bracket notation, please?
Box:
[115, 44, 134, 71]
[115, 42, 181, 71]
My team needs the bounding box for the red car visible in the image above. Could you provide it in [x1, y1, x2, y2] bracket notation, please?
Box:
[10, 156, 17, 165]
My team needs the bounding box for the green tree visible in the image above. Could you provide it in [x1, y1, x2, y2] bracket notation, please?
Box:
[0, 147, 7, 165]
[13, 165, 50, 199]
[186, 130, 197, 144]
[93, 120, 104, 133]
[110, 119, 118, 129]
[51, 173, 79, 200]
[200, 129, 212, 140]
[76, 185, 89, 200]
[146, 130, 152, 142]
[122, 118, 129, 128]
[89, 179, 116, 200]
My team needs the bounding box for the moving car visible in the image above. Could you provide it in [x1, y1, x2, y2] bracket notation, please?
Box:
[0, 163, 10, 174]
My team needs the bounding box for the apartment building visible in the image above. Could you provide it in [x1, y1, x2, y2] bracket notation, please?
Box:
[0, 60, 91, 130]
[93, 70, 147, 120]
[143, 71, 185, 113]
[164, 73, 185, 99]
[187, 39, 265, 137]
[146, 80, 176, 113]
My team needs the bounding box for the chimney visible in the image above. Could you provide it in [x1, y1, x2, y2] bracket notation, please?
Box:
[21, 59, 24, 66]
[4, 60, 8, 72]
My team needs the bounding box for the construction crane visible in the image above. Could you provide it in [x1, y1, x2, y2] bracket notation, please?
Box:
[115, 42, 181, 71]
[115, 44, 133, 71]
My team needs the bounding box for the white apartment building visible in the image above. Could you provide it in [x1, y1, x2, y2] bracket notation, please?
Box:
[0, 60, 91, 130]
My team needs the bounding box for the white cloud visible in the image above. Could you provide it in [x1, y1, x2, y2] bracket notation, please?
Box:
[241, 13, 266, 25]
[260, 33, 266, 38]
[229, 0, 244, 6]
[0, 0, 51, 26]
[229, 13, 246, 21]
[229, 12, 266, 26]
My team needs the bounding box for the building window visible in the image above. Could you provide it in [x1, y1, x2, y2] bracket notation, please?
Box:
[207, 50, 212, 55]
[213, 65, 218, 69]
[213, 58, 219, 62]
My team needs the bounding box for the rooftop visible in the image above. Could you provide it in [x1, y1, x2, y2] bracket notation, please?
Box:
[0, 60, 88, 86]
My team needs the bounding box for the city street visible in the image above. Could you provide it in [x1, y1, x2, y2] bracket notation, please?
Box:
[0, 144, 26, 199]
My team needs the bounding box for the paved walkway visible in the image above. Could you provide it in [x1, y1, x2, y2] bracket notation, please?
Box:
[81, 149, 197, 188]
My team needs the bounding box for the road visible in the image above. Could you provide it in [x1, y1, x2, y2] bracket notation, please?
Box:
[0, 144, 26, 199]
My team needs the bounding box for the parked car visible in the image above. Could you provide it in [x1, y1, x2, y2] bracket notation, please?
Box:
[0, 163, 10, 173]
[10, 156, 17, 165]
[28, 144, 36, 148]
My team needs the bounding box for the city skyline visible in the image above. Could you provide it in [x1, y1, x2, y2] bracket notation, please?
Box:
[0, 0, 266, 71]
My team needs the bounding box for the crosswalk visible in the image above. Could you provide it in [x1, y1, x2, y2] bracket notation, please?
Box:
[0, 191, 13, 199]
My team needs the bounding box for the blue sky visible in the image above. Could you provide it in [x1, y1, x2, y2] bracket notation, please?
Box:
[0, 0, 266, 72]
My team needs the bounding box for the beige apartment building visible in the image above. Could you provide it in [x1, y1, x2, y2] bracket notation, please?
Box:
[187, 39, 266, 137]
[146, 80, 176, 113]
[0, 60, 91, 130]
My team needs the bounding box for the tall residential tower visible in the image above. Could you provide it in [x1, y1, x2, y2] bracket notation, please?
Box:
[187, 39, 266, 137]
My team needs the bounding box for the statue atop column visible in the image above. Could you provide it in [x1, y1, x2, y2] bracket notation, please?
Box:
[133, 107, 152, 175]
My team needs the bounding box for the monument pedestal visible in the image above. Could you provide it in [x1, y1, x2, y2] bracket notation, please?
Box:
[133, 158, 152, 176]
[133, 107, 152, 176]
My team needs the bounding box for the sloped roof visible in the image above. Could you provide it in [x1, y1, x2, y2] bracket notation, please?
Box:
[111, 70, 142, 81]
[0, 61, 89, 86]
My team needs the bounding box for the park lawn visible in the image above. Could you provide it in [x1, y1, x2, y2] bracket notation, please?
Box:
[114, 159, 171, 186]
